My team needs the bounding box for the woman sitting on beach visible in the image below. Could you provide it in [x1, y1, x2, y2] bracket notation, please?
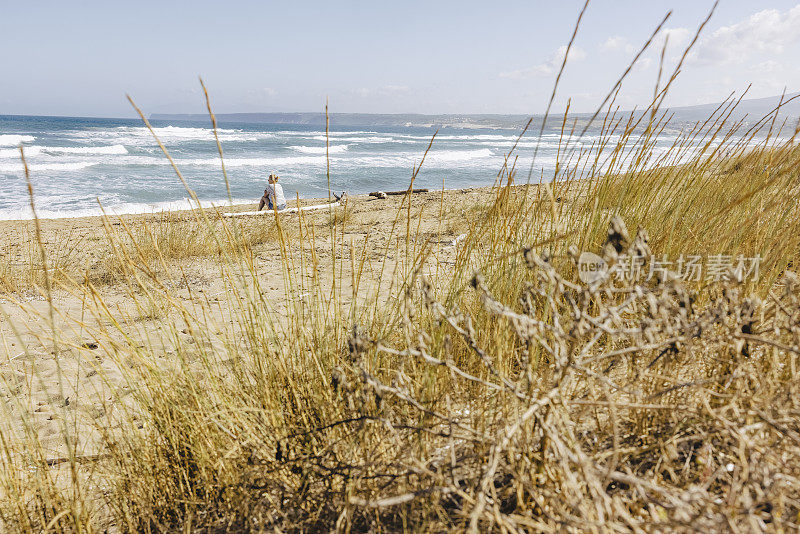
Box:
[258, 174, 287, 211]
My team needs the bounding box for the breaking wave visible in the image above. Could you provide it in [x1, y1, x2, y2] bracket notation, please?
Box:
[0, 134, 35, 146]
[288, 145, 349, 154]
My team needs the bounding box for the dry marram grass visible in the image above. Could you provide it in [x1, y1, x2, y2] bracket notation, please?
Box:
[1, 26, 800, 533]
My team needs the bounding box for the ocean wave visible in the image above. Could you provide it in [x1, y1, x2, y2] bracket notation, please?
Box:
[56, 126, 565, 149]
[297, 130, 380, 137]
[313, 148, 498, 170]
[0, 146, 500, 174]
[148, 126, 273, 142]
[0, 154, 326, 172]
[125, 126, 247, 139]
[0, 161, 95, 173]
[0, 197, 254, 221]
[174, 155, 326, 168]
[427, 148, 495, 162]
[306, 135, 393, 143]
[430, 134, 519, 141]
[65, 126, 276, 145]
[0, 134, 35, 147]
[0, 146, 42, 159]
[1, 145, 130, 159]
[288, 145, 349, 154]
[173, 149, 496, 168]
[40, 144, 129, 155]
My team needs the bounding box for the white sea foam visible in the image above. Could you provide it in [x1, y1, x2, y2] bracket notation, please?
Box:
[289, 145, 349, 154]
[0, 197, 254, 221]
[435, 134, 519, 141]
[1, 154, 326, 172]
[64, 126, 275, 145]
[0, 146, 42, 159]
[1, 144, 128, 159]
[312, 148, 498, 170]
[174, 155, 326, 168]
[0, 161, 96, 173]
[0, 134, 35, 146]
[147, 126, 272, 142]
[34, 149, 498, 171]
[41, 144, 129, 155]
[150, 126, 214, 138]
[426, 148, 494, 162]
[309, 135, 395, 143]
[307, 130, 380, 137]
[305, 132, 543, 144]
[173, 149, 496, 169]
[0, 145, 514, 175]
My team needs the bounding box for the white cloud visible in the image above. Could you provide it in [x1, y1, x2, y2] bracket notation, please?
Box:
[500, 45, 587, 79]
[755, 59, 782, 73]
[601, 28, 691, 62]
[689, 4, 800, 65]
[649, 27, 692, 58]
[635, 57, 653, 71]
[602, 36, 636, 54]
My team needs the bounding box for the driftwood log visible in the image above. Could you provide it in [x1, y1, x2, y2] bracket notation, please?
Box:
[369, 188, 429, 198]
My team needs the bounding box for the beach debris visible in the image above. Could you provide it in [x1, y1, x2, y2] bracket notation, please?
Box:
[369, 188, 429, 198]
[450, 233, 467, 247]
[223, 200, 341, 217]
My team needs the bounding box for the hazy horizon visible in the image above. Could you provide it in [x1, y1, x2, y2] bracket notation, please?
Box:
[2, 91, 798, 123]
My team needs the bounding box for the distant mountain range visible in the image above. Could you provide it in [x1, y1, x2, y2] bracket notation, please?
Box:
[151, 93, 800, 130]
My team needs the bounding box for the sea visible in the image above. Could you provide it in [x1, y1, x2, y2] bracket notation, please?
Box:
[0, 113, 763, 220]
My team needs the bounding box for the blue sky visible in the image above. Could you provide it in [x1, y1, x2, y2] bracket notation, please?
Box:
[2, 1, 799, 117]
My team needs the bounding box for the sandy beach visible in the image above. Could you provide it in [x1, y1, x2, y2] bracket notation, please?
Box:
[0, 186, 503, 464]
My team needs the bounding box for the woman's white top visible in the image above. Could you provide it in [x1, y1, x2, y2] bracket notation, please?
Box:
[268, 183, 286, 207]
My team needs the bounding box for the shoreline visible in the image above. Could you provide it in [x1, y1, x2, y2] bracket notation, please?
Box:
[0, 183, 517, 224]
[0, 185, 506, 291]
